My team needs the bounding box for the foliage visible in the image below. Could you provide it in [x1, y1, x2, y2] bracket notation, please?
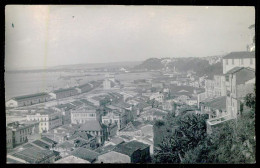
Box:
[244, 93, 255, 109]
[153, 113, 208, 163]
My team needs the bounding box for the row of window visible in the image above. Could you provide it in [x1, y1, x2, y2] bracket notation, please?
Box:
[225, 58, 253, 65]
[19, 128, 31, 135]
[19, 136, 26, 143]
[7, 139, 12, 143]
[73, 113, 95, 117]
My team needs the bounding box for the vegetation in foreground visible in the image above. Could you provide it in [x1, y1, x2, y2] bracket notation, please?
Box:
[153, 91, 256, 164]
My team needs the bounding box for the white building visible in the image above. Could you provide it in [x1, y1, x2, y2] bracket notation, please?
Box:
[102, 111, 125, 130]
[150, 92, 164, 103]
[222, 51, 255, 74]
[225, 67, 255, 119]
[26, 109, 62, 133]
[71, 107, 98, 124]
[205, 75, 226, 99]
[6, 92, 50, 108]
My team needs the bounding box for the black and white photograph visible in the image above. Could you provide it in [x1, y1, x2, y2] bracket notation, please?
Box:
[5, 5, 256, 164]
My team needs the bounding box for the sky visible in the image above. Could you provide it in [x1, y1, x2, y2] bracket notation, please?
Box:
[5, 5, 255, 70]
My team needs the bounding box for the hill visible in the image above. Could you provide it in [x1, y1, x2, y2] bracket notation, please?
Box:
[134, 57, 223, 77]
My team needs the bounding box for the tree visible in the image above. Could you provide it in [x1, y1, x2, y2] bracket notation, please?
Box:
[248, 24, 255, 44]
[153, 113, 208, 163]
[244, 93, 255, 109]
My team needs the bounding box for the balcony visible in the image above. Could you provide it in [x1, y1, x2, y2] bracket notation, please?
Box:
[206, 114, 235, 134]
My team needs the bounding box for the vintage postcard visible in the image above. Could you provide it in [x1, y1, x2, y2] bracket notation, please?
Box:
[5, 5, 255, 163]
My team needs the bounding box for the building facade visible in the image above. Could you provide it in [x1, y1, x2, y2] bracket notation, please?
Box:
[27, 110, 62, 133]
[6, 128, 13, 150]
[7, 121, 39, 147]
[6, 92, 50, 108]
[50, 88, 78, 100]
[222, 51, 255, 74]
[101, 111, 126, 130]
[150, 92, 164, 103]
[71, 107, 98, 124]
[225, 67, 255, 119]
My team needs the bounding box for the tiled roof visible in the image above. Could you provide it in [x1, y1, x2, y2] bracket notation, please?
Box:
[70, 101, 84, 106]
[144, 108, 168, 116]
[113, 141, 149, 157]
[53, 87, 77, 94]
[79, 121, 102, 131]
[71, 106, 96, 113]
[120, 123, 138, 132]
[112, 102, 132, 109]
[55, 155, 90, 163]
[7, 157, 24, 163]
[41, 136, 57, 145]
[79, 99, 96, 106]
[12, 92, 49, 101]
[225, 67, 255, 84]
[55, 141, 74, 149]
[69, 131, 93, 141]
[97, 151, 131, 163]
[10, 146, 56, 163]
[31, 140, 51, 149]
[95, 145, 116, 154]
[72, 147, 99, 162]
[120, 135, 134, 141]
[56, 103, 76, 111]
[202, 96, 226, 110]
[110, 137, 125, 145]
[223, 51, 255, 59]
[78, 83, 92, 89]
[225, 67, 246, 74]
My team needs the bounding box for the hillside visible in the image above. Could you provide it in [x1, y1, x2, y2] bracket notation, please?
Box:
[134, 57, 223, 77]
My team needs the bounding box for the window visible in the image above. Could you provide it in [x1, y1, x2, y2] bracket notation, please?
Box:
[225, 75, 229, 82]
[250, 58, 253, 64]
[226, 59, 228, 65]
[241, 59, 244, 65]
[232, 59, 234, 65]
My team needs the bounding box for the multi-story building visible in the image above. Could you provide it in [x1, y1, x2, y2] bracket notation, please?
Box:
[102, 111, 126, 130]
[7, 144, 60, 163]
[78, 120, 107, 146]
[75, 83, 93, 94]
[6, 92, 50, 108]
[213, 75, 227, 97]
[103, 79, 112, 89]
[150, 92, 164, 103]
[205, 79, 215, 98]
[6, 121, 39, 148]
[200, 96, 227, 119]
[205, 75, 226, 99]
[26, 109, 62, 133]
[222, 51, 255, 74]
[6, 127, 13, 150]
[103, 74, 116, 90]
[140, 108, 168, 121]
[49, 88, 78, 100]
[225, 67, 255, 119]
[71, 106, 99, 124]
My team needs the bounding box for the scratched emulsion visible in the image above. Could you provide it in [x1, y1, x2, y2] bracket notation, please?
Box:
[41, 6, 50, 93]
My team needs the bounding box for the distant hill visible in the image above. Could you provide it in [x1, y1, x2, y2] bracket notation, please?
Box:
[134, 57, 223, 77]
[50, 61, 142, 70]
[133, 58, 164, 70]
[6, 61, 142, 73]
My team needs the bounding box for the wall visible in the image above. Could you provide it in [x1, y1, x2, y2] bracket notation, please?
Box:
[223, 58, 255, 74]
[6, 129, 13, 150]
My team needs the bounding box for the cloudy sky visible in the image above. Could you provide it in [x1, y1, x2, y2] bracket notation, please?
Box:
[5, 5, 255, 70]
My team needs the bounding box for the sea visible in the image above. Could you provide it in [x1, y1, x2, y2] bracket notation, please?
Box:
[5, 70, 157, 100]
